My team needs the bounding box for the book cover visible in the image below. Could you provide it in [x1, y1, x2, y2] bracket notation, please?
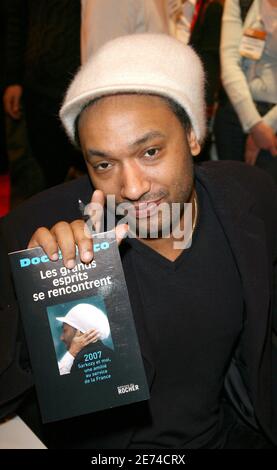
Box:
[9, 232, 149, 423]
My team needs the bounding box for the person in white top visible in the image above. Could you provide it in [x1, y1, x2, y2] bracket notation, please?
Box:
[81, 0, 168, 63]
[214, 0, 277, 178]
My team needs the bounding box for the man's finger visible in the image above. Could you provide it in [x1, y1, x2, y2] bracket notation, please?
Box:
[28, 227, 59, 261]
[86, 330, 100, 340]
[83, 328, 98, 337]
[87, 330, 100, 341]
[90, 189, 105, 206]
[85, 190, 105, 234]
[85, 332, 101, 345]
[71, 219, 94, 263]
[115, 224, 129, 245]
[51, 221, 76, 269]
[91, 336, 100, 343]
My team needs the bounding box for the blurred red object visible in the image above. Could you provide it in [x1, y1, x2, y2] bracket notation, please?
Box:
[0, 173, 10, 217]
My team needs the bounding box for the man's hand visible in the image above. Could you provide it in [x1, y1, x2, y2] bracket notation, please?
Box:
[3, 85, 23, 119]
[28, 189, 128, 268]
[250, 121, 277, 156]
[69, 328, 100, 357]
[244, 135, 260, 165]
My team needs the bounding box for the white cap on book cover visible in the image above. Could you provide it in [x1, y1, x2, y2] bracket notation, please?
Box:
[56, 303, 110, 340]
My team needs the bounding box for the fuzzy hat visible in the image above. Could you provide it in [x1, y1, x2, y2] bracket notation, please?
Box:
[60, 34, 206, 144]
[56, 303, 110, 340]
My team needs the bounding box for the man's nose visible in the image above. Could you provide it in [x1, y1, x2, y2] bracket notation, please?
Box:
[120, 161, 150, 201]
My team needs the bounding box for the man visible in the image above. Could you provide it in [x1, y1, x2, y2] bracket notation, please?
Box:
[0, 34, 276, 448]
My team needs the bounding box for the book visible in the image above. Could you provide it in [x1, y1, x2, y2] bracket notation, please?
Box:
[9, 232, 149, 423]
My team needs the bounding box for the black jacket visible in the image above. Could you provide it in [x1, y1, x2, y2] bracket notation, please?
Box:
[0, 161, 276, 448]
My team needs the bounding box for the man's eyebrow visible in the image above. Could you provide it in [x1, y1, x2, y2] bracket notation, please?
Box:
[86, 131, 166, 159]
[129, 131, 166, 148]
[87, 149, 112, 159]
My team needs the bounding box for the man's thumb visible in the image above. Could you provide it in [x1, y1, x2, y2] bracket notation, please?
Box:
[115, 224, 129, 245]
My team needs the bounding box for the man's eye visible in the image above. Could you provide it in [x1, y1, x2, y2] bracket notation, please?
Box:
[144, 148, 159, 158]
[94, 162, 112, 171]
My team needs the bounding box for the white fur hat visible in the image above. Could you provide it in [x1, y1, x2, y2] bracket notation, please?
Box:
[60, 34, 206, 144]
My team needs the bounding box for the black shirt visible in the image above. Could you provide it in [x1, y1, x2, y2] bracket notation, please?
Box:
[125, 179, 244, 448]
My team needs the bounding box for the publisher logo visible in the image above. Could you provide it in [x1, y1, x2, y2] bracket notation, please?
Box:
[117, 383, 139, 395]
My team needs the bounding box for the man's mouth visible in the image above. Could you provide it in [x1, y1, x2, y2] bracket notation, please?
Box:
[132, 198, 164, 219]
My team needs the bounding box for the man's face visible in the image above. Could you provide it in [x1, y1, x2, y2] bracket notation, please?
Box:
[78, 94, 200, 236]
[60, 323, 76, 350]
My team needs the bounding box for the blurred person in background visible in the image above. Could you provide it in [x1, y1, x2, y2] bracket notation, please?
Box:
[189, 0, 224, 161]
[3, 0, 84, 190]
[214, 0, 277, 182]
[167, 0, 196, 43]
[168, 0, 224, 161]
[81, 0, 168, 64]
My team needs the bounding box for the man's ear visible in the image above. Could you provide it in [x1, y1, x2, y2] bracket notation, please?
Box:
[187, 129, 201, 156]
